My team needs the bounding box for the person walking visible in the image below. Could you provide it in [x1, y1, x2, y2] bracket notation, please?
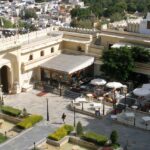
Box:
[62, 113, 66, 124]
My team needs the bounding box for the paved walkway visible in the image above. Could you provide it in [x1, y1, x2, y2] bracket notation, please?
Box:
[3, 90, 150, 150]
[0, 121, 55, 150]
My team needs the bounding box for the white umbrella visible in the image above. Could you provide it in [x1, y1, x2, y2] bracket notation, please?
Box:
[90, 78, 106, 86]
[133, 88, 150, 97]
[75, 97, 87, 103]
[106, 82, 123, 89]
[142, 83, 150, 90]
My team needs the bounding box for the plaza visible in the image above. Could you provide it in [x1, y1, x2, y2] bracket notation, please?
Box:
[0, 89, 149, 150]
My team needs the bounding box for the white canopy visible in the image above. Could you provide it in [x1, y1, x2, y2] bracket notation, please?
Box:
[142, 84, 150, 90]
[133, 88, 150, 97]
[90, 78, 106, 86]
[75, 97, 87, 103]
[111, 42, 132, 48]
[106, 82, 123, 89]
[40, 54, 94, 74]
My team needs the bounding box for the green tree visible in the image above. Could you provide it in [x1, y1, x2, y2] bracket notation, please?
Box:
[101, 47, 134, 81]
[0, 17, 14, 28]
[23, 8, 37, 20]
[110, 130, 118, 144]
[76, 121, 83, 136]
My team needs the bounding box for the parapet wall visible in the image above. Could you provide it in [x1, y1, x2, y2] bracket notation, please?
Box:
[0, 27, 56, 51]
[59, 26, 98, 34]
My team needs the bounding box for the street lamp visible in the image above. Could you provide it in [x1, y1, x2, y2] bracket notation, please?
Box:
[46, 98, 49, 121]
[133, 116, 136, 126]
[102, 97, 105, 115]
[73, 104, 76, 127]
[59, 75, 62, 96]
[33, 142, 36, 150]
[123, 87, 128, 111]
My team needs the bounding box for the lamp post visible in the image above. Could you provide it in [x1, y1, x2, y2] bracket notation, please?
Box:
[133, 116, 136, 126]
[113, 89, 117, 114]
[102, 97, 105, 115]
[33, 142, 36, 150]
[46, 98, 49, 121]
[73, 105, 76, 127]
[123, 87, 128, 111]
[58, 75, 62, 96]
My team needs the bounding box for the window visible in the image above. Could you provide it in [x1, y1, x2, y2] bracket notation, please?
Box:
[51, 47, 54, 53]
[40, 51, 44, 56]
[29, 54, 33, 60]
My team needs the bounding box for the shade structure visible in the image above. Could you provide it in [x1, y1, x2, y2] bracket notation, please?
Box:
[106, 82, 123, 89]
[142, 83, 150, 90]
[90, 78, 106, 86]
[40, 54, 94, 74]
[75, 97, 87, 103]
[133, 88, 150, 97]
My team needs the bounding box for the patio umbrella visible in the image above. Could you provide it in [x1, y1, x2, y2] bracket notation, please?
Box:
[75, 97, 87, 103]
[90, 78, 106, 86]
[133, 88, 150, 97]
[142, 83, 150, 90]
[106, 82, 123, 89]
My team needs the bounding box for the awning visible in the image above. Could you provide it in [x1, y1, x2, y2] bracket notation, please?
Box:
[40, 54, 94, 74]
[111, 42, 132, 48]
[0, 59, 10, 68]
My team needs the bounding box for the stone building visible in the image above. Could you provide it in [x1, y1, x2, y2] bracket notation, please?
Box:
[0, 26, 149, 94]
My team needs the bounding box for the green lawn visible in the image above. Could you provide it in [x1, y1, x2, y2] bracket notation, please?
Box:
[0, 133, 8, 143]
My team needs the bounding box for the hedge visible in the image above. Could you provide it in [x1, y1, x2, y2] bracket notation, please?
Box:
[82, 132, 108, 146]
[1, 106, 21, 117]
[17, 115, 43, 129]
[63, 124, 74, 134]
[48, 124, 74, 141]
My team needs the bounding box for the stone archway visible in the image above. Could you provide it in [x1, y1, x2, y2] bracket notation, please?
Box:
[0, 65, 10, 93]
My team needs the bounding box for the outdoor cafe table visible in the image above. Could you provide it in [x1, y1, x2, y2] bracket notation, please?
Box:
[132, 105, 138, 110]
[87, 93, 93, 101]
[142, 116, 150, 123]
[125, 112, 135, 118]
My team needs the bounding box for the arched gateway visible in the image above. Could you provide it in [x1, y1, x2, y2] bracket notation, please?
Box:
[0, 66, 9, 93]
[0, 59, 12, 93]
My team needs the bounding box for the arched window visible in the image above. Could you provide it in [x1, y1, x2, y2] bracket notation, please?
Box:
[40, 51, 44, 56]
[29, 54, 33, 60]
[51, 47, 54, 53]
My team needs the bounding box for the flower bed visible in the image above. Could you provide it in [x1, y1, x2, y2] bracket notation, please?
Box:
[0, 106, 21, 117]
[48, 125, 74, 141]
[82, 132, 108, 146]
[17, 115, 43, 129]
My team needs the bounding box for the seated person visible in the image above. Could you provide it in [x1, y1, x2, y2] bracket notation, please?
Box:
[104, 95, 113, 103]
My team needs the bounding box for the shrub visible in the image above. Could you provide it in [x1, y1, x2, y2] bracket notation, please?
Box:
[82, 132, 108, 146]
[48, 124, 74, 141]
[1, 106, 21, 117]
[111, 143, 120, 149]
[76, 121, 83, 136]
[63, 124, 74, 134]
[48, 127, 67, 141]
[110, 130, 118, 144]
[0, 133, 8, 143]
[17, 115, 43, 129]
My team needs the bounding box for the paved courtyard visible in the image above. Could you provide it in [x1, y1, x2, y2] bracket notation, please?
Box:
[2, 90, 150, 150]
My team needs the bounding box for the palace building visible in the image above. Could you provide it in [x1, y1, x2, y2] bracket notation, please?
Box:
[0, 26, 150, 93]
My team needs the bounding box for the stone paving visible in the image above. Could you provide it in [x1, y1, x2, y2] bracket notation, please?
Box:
[1, 90, 150, 150]
[0, 121, 55, 150]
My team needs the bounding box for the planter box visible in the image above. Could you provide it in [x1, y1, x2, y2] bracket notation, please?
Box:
[0, 112, 22, 124]
[47, 136, 69, 147]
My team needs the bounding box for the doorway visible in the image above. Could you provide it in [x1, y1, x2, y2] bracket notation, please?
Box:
[0, 66, 9, 93]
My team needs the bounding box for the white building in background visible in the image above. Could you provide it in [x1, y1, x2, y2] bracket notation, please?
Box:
[139, 13, 150, 35]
